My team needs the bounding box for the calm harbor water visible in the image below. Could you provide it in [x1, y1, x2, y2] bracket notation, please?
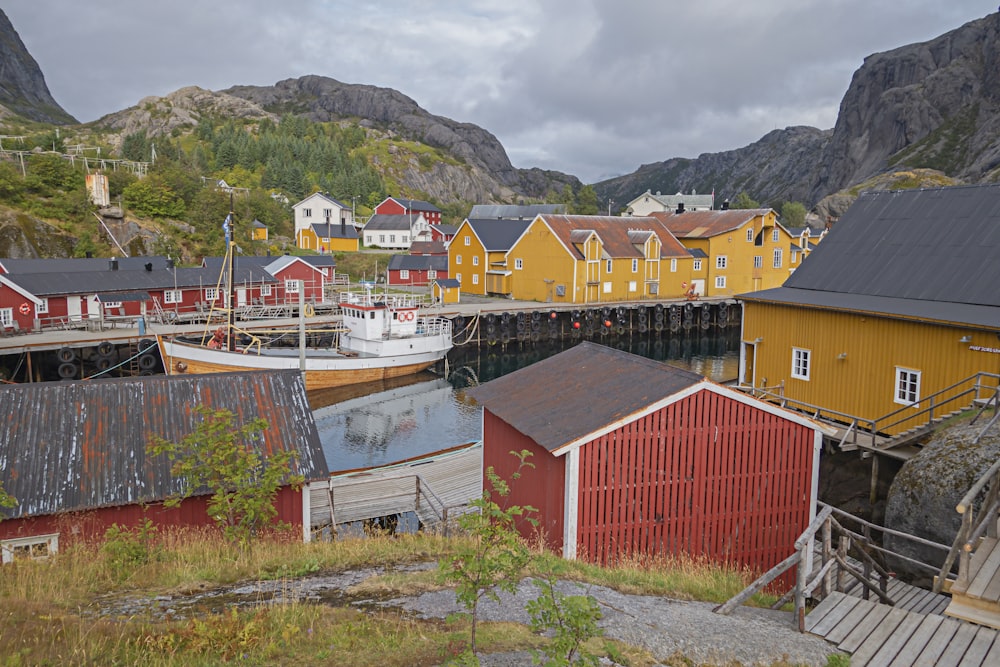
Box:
[313, 329, 742, 472]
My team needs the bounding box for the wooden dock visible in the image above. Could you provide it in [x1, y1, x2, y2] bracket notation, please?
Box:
[945, 535, 1000, 628]
[806, 592, 1000, 665]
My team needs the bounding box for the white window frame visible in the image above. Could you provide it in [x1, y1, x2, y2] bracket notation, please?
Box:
[716, 256, 728, 269]
[102, 301, 123, 309]
[284, 280, 300, 294]
[389, 234, 396, 243]
[456, 272, 462, 284]
[792, 348, 811, 381]
[670, 258, 677, 272]
[427, 269, 437, 279]
[472, 256, 479, 266]
[602, 281, 612, 294]
[456, 255, 462, 265]
[746, 228, 754, 242]
[606, 259, 613, 273]
[773, 248, 783, 268]
[2, 533, 59, 563]
[693, 259, 702, 271]
[895, 367, 921, 407]
[715, 276, 726, 289]
[323, 208, 332, 219]
[0, 307, 12, 328]
[205, 288, 219, 302]
[628, 280, 637, 292]
[772, 228, 779, 243]
[472, 274, 479, 285]
[379, 234, 386, 244]
[402, 235, 408, 244]
[400, 269, 410, 280]
[631, 258, 638, 273]
[464, 236, 471, 246]
[260, 284, 272, 296]
[36, 297, 49, 314]
[514, 258, 523, 270]
[754, 255, 763, 268]
[163, 290, 182, 304]
[303, 208, 312, 218]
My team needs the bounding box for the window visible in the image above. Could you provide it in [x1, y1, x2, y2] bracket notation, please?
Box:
[603, 281, 612, 293]
[715, 276, 726, 289]
[0, 307, 11, 328]
[693, 259, 702, 271]
[746, 228, 754, 242]
[670, 258, 677, 272]
[35, 298, 48, 314]
[716, 256, 728, 269]
[773, 248, 783, 268]
[323, 208, 332, 219]
[102, 301, 122, 309]
[464, 236, 470, 246]
[791, 249, 800, 264]
[515, 258, 523, 270]
[379, 234, 386, 244]
[285, 280, 300, 294]
[792, 348, 811, 380]
[205, 288, 219, 302]
[772, 229, 779, 243]
[456, 272, 462, 284]
[303, 208, 312, 218]
[427, 269, 437, 279]
[632, 259, 638, 272]
[400, 270, 410, 279]
[2, 534, 58, 563]
[163, 290, 182, 304]
[895, 368, 921, 406]
[472, 256, 479, 266]
[754, 255, 763, 268]
[472, 274, 479, 285]
[402, 235, 408, 243]
[456, 255, 462, 265]
[648, 282, 658, 295]
[261, 284, 272, 296]
[606, 260, 613, 273]
[628, 280, 637, 292]
[389, 234, 396, 243]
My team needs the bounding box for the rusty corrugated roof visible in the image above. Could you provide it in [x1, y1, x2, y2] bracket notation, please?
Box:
[539, 214, 690, 259]
[467, 342, 703, 453]
[0, 370, 328, 521]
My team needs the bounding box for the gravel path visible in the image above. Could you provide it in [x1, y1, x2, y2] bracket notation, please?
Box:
[392, 578, 842, 666]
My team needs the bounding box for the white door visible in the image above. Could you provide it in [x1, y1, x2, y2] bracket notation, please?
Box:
[67, 296, 83, 322]
[692, 279, 705, 296]
[236, 288, 247, 308]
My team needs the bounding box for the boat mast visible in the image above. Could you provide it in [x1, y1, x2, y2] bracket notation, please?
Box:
[224, 193, 235, 351]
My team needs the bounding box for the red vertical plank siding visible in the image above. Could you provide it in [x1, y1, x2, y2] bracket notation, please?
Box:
[482, 410, 565, 551]
[564, 389, 815, 582]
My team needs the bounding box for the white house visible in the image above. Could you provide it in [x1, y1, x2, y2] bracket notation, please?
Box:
[363, 213, 431, 250]
[292, 193, 354, 250]
[625, 190, 715, 216]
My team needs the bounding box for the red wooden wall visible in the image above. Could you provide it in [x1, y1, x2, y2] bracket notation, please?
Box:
[0, 486, 303, 550]
[574, 389, 814, 578]
[482, 410, 565, 551]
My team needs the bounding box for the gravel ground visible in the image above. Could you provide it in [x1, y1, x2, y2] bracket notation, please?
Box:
[391, 578, 842, 666]
[97, 565, 842, 666]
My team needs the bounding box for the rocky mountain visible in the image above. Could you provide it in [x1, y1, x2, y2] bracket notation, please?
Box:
[596, 10, 1000, 211]
[0, 9, 76, 124]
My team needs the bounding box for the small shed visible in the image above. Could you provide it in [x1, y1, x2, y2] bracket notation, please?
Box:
[468, 342, 833, 575]
[432, 278, 461, 304]
[0, 370, 330, 562]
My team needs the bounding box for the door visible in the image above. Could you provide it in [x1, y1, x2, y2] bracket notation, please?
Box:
[236, 288, 247, 308]
[67, 296, 83, 322]
[741, 341, 756, 388]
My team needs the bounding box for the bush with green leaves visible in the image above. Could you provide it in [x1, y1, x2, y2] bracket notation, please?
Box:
[439, 450, 537, 659]
[102, 518, 161, 577]
[148, 405, 304, 544]
[526, 574, 603, 667]
[0, 480, 16, 520]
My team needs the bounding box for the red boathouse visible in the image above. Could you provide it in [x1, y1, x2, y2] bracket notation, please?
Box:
[468, 342, 834, 575]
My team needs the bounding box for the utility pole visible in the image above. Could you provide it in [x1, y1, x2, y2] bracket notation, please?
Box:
[608, 198, 614, 216]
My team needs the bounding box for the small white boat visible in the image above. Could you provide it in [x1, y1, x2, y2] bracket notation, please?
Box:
[158, 289, 453, 391]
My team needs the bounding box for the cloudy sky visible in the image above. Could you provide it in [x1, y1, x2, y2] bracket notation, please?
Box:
[5, 1, 998, 183]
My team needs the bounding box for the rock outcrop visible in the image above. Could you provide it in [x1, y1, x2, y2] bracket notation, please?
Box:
[0, 9, 76, 124]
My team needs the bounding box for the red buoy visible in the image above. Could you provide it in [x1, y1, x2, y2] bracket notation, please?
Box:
[573, 321, 580, 329]
[604, 319, 612, 328]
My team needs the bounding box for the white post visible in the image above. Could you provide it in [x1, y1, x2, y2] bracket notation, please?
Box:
[298, 281, 306, 373]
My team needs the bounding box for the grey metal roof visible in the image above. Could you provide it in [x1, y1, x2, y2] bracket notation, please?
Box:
[689, 248, 708, 258]
[310, 222, 359, 239]
[432, 224, 458, 235]
[7, 266, 276, 298]
[468, 342, 703, 453]
[468, 204, 566, 219]
[387, 254, 448, 271]
[434, 278, 460, 288]
[465, 219, 532, 251]
[0, 370, 328, 521]
[390, 197, 441, 213]
[0, 256, 174, 274]
[364, 214, 416, 231]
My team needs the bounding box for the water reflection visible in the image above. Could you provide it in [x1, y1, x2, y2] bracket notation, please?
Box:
[313, 330, 741, 472]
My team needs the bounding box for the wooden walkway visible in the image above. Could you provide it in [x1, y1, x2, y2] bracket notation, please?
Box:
[806, 592, 1000, 666]
[837, 574, 950, 616]
[946, 535, 1000, 628]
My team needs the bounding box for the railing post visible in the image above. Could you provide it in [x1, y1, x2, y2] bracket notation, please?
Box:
[837, 535, 850, 595]
[958, 508, 973, 586]
[415, 476, 421, 513]
[795, 543, 808, 632]
[822, 517, 832, 598]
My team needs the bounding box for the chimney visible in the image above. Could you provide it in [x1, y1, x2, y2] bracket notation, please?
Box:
[675, 202, 685, 214]
[85, 251, 93, 259]
[109, 258, 118, 271]
[722, 200, 730, 210]
[144, 262, 153, 272]
[166, 257, 175, 269]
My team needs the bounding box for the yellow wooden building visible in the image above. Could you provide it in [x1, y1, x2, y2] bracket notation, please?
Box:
[251, 219, 269, 241]
[651, 208, 794, 297]
[448, 218, 532, 296]
[298, 221, 360, 253]
[739, 185, 1000, 437]
[503, 214, 693, 303]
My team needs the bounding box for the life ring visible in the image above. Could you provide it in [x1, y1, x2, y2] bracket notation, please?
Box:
[18, 302, 30, 316]
[399, 310, 415, 322]
[303, 304, 316, 318]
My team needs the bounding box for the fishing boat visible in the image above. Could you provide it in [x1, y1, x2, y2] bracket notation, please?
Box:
[157, 213, 453, 391]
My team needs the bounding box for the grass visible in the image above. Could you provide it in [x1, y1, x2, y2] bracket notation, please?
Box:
[0, 529, 795, 666]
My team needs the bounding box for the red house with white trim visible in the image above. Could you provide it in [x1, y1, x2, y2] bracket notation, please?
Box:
[0, 370, 330, 562]
[468, 342, 834, 576]
[374, 196, 442, 226]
